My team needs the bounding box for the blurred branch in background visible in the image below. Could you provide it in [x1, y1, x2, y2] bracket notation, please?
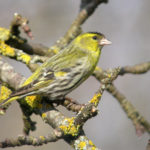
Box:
[49, 0, 108, 53]
[0, 0, 150, 150]
[93, 63, 150, 136]
[147, 139, 150, 150]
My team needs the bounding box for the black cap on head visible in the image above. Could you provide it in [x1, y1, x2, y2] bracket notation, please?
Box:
[88, 32, 104, 37]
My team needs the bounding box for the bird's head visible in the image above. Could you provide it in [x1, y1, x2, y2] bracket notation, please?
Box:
[73, 32, 111, 54]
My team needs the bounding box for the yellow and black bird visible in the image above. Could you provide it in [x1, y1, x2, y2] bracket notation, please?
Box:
[0, 32, 111, 108]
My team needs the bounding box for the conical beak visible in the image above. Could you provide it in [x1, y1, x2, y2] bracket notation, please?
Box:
[99, 38, 112, 46]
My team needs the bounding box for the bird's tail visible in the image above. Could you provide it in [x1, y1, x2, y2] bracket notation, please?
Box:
[0, 96, 20, 108]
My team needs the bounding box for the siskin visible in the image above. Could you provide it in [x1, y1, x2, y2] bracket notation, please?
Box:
[0, 32, 111, 108]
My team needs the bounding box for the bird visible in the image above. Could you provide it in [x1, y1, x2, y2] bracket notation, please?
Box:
[0, 32, 111, 108]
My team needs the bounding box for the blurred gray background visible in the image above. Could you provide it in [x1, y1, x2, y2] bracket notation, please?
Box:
[0, 0, 150, 150]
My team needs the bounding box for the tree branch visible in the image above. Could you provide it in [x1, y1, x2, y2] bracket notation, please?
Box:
[0, 132, 60, 148]
[9, 13, 33, 39]
[0, 58, 101, 149]
[1, 0, 149, 149]
[119, 61, 150, 75]
[93, 65, 150, 136]
[49, 0, 108, 53]
[107, 84, 150, 136]
[0, 57, 25, 90]
[39, 103, 100, 150]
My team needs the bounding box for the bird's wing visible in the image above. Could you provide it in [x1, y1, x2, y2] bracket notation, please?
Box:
[0, 68, 58, 107]
[10, 45, 89, 98]
[10, 68, 55, 97]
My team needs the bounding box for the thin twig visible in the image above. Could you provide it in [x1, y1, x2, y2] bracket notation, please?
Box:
[10, 13, 33, 39]
[107, 84, 150, 135]
[49, 0, 108, 53]
[119, 61, 150, 75]
[53, 97, 85, 113]
[0, 133, 60, 148]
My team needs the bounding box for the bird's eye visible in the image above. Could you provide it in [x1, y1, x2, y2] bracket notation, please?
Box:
[92, 36, 98, 40]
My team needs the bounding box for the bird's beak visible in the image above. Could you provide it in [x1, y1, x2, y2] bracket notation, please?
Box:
[99, 38, 112, 46]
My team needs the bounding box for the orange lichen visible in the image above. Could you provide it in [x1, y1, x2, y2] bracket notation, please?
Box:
[17, 53, 31, 65]
[89, 140, 96, 148]
[78, 141, 86, 149]
[41, 113, 47, 119]
[90, 93, 101, 106]
[74, 136, 97, 150]
[91, 147, 97, 150]
[59, 117, 80, 136]
[39, 136, 45, 141]
[0, 85, 12, 103]
[0, 41, 15, 57]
